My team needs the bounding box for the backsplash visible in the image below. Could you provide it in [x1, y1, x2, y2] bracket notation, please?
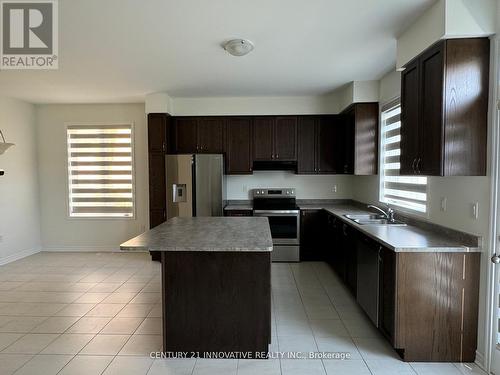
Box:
[225, 171, 353, 200]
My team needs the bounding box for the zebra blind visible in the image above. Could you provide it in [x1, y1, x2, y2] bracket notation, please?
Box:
[66, 124, 135, 218]
[379, 101, 428, 213]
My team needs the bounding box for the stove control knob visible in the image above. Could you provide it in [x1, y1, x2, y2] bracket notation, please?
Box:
[256, 191, 260, 195]
[286, 190, 290, 195]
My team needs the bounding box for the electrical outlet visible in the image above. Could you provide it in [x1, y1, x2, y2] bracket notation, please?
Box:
[332, 185, 338, 193]
[472, 202, 479, 220]
[440, 197, 447, 212]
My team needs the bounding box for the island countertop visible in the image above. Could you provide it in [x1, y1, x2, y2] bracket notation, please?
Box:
[120, 216, 273, 252]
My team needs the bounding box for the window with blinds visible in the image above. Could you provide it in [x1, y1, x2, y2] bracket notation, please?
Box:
[379, 101, 428, 213]
[66, 124, 135, 218]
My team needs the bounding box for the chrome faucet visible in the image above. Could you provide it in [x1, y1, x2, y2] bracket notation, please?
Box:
[367, 204, 395, 222]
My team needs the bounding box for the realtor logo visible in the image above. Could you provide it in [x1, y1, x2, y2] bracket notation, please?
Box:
[0, 0, 58, 69]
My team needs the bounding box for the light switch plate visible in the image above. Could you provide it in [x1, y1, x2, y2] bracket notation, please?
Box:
[472, 202, 479, 219]
[440, 197, 447, 212]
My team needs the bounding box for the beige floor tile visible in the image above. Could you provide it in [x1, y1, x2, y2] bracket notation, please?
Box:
[14, 354, 73, 375]
[58, 355, 114, 375]
[89, 283, 122, 293]
[2, 333, 59, 354]
[80, 334, 130, 355]
[119, 334, 162, 355]
[117, 304, 154, 318]
[103, 356, 153, 375]
[86, 303, 125, 317]
[102, 293, 137, 304]
[115, 283, 145, 293]
[0, 333, 24, 351]
[0, 317, 47, 333]
[66, 317, 111, 334]
[41, 333, 95, 354]
[147, 305, 162, 318]
[135, 318, 161, 335]
[74, 293, 110, 304]
[0, 354, 34, 375]
[31, 316, 80, 333]
[100, 317, 144, 334]
[55, 303, 96, 317]
[147, 358, 196, 375]
[129, 293, 160, 304]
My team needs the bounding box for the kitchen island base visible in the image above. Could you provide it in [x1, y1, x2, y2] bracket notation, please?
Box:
[161, 251, 271, 357]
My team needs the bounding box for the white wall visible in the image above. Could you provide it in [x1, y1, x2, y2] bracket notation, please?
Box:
[0, 96, 41, 264]
[36, 104, 149, 251]
[396, 0, 496, 69]
[226, 172, 352, 200]
[169, 95, 340, 116]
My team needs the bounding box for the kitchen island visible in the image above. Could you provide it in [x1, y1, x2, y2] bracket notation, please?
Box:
[121, 217, 273, 357]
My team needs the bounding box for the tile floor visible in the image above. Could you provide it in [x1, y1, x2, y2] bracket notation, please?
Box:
[0, 252, 488, 375]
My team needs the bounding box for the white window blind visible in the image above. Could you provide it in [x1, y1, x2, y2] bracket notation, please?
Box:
[66, 124, 135, 218]
[379, 101, 428, 213]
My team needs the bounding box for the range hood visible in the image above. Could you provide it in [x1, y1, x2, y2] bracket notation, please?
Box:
[252, 160, 297, 171]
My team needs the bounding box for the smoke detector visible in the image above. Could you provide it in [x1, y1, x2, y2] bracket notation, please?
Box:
[223, 39, 254, 57]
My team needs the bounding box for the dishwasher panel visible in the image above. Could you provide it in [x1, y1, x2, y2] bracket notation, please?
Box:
[356, 235, 380, 326]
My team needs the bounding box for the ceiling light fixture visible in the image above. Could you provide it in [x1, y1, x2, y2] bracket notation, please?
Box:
[223, 39, 254, 57]
[0, 130, 15, 155]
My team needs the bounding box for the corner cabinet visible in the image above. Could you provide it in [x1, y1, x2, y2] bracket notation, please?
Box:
[400, 38, 489, 176]
[340, 103, 379, 175]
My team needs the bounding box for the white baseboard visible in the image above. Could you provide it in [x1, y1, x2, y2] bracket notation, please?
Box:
[475, 350, 486, 370]
[0, 246, 41, 266]
[42, 245, 122, 252]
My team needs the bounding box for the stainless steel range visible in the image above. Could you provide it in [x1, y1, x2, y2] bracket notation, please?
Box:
[252, 188, 300, 262]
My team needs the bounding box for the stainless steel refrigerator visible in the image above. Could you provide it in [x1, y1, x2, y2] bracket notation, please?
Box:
[165, 154, 225, 219]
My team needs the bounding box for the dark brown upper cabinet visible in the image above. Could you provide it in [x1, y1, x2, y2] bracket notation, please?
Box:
[173, 117, 198, 153]
[173, 117, 224, 154]
[253, 116, 297, 161]
[297, 115, 337, 174]
[317, 116, 337, 174]
[340, 103, 379, 175]
[225, 117, 253, 174]
[297, 116, 318, 173]
[197, 117, 224, 153]
[400, 38, 489, 176]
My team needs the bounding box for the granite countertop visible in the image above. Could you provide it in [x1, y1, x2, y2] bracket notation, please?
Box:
[120, 217, 273, 252]
[301, 202, 481, 253]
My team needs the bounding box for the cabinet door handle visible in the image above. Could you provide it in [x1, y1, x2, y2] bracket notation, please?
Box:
[276, 154, 279, 159]
[342, 224, 348, 236]
[412, 158, 417, 173]
[416, 158, 421, 174]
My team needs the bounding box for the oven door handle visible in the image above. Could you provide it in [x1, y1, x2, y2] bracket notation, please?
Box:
[253, 210, 300, 216]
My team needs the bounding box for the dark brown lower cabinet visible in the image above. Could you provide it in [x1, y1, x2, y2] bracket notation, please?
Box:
[325, 216, 480, 362]
[390, 252, 480, 362]
[223, 209, 253, 217]
[162, 251, 271, 354]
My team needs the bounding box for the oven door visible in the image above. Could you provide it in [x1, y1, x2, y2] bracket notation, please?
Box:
[253, 210, 300, 245]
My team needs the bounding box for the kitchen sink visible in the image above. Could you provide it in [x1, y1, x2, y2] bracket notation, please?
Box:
[344, 214, 406, 226]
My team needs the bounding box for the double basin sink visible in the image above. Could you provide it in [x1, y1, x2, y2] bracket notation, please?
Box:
[344, 214, 406, 226]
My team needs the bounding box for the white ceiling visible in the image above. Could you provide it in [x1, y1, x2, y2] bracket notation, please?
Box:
[0, 0, 435, 104]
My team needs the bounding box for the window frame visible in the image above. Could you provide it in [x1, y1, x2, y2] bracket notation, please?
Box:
[378, 99, 429, 217]
[64, 122, 137, 220]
